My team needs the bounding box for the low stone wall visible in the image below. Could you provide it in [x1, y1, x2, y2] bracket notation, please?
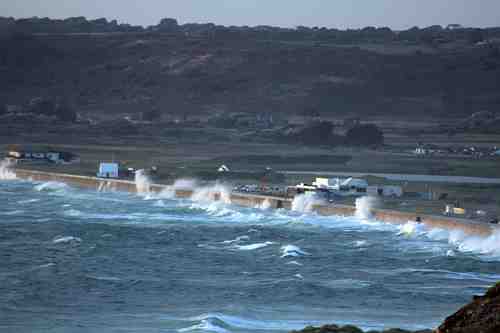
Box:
[12, 168, 497, 237]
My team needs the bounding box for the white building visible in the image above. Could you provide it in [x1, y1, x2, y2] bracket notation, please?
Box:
[8, 151, 22, 159]
[97, 163, 119, 178]
[311, 177, 368, 196]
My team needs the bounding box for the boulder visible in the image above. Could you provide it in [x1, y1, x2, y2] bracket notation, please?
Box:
[437, 281, 500, 333]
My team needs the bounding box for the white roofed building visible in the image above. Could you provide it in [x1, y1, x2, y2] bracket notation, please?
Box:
[97, 163, 119, 178]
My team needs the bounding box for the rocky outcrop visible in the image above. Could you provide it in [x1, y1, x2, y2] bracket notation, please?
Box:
[290, 324, 432, 333]
[437, 282, 500, 333]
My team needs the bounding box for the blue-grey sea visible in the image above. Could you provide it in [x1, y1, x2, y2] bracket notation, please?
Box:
[1, 174, 499, 333]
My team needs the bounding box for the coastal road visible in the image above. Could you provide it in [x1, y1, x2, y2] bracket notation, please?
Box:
[279, 171, 500, 184]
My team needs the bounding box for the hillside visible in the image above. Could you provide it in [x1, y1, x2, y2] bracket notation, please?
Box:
[1, 17, 500, 122]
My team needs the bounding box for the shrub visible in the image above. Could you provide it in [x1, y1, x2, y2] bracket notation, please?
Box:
[345, 124, 384, 146]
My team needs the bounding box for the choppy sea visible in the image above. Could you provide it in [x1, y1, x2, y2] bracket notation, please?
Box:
[1, 172, 500, 333]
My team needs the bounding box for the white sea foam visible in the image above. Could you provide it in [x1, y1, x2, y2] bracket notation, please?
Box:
[234, 242, 274, 251]
[153, 200, 166, 207]
[256, 199, 272, 210]
[35, 181, 68, 192]
[135, 169, 151, 195]
[191, 182, 231, 204]
[0, 159, 16, 180]
[446, 228, 500, 258]
[17, 198, 40, 204]
[85, 275, 121, 282]
[52, 236, 82, 244]
[152, 178, 198, 200]
[98, 180, 118, 192]
[281, 245, 309, 258]
[294, 273, 304, 279]
[287, 261, 303, 266]
[398, 221, 425, 237]
[64, 209, 82, 217]
[183, 313, 320, 332]
[179, 319, 230, 333]
[2, 210, 24, 216]
[354, 240, 368, 247]
[393, 221, 500, 259]
[321, 279, 372, 290]
[291, 193, 323, 213]
[355, 196, 379, 219]
[221, 235, 250, 244]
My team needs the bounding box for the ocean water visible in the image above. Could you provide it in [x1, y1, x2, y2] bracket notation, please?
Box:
[1, 176, 500, 333]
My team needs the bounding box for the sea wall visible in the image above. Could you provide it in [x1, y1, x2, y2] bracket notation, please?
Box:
[12, 168, 497, 237]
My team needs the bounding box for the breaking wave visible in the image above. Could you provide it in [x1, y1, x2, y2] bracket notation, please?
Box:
[17, 198, 40, 204]
[446, 229, 500, 259]
[355, 196, 379, 220]
[52, 236, 82, 244]
[396, 220, 500, 259]
[291, 193, 323, 212]
[180, 313, 321, 332]
[220, 235, 250, 244]
[281, 245, 309, 258]
[233, 241, 274, 251]
[256, 198, 272, 210]
[0, 159, 16, 180]
[151, 178, 199, 199]
[8, 172, 500, 261]
[199, 235, 275, 252]
[34, 181, 68, 192]
[191, 182, 232, 204]
[135, 169, 151, 195]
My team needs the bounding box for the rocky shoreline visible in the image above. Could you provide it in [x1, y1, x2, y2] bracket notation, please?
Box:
[291, 281, 500, 333]
[291, 325, 432, 333]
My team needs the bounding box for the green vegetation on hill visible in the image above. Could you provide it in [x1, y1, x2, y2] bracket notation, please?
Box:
[1, 17, 500, 123]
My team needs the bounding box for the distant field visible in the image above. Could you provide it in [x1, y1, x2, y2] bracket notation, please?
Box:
[2, 115, 500, 219]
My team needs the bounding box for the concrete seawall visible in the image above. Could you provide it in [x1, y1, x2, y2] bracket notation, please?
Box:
[13, 168, 497, 237]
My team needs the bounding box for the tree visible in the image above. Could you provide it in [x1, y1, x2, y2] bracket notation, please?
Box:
[298, 121, 338, 145]
[157, 18, 179, 32]
[345, 124, 384, 146]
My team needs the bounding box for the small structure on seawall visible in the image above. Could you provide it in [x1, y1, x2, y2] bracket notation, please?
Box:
[97, 162, 119, 179]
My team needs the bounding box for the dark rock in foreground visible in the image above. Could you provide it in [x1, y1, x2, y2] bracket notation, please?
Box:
[437, 281, 500, 333]
[290, 324, 432, 333]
